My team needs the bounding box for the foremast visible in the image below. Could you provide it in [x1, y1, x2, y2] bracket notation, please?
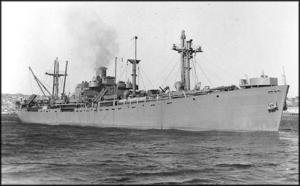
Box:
[172, 30, 203, 90]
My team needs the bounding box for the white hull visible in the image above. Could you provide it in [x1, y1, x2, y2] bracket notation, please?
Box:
[17, 85, 289, 132]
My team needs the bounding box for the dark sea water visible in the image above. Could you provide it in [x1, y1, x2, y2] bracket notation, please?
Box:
[1, 116, 298, 184]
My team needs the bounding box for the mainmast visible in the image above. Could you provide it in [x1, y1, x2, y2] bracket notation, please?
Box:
[172, 30, 203, 90]
[127, 36, 140, 96]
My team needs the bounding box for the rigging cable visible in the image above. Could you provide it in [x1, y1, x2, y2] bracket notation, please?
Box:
[192, 54, 199, 83]
[200, 54, 236, 85]
[43, 74, 52, 92]
[159, 55, 176, 77]
[201, 48, 241, 81]
[170, 63, 180, 88]
[139, 67, 155, 88]
[138, 69, 146, 90]
[190, 59, 196, 88]
[194, 55, 213, 87]
[162, 60, 179, 86]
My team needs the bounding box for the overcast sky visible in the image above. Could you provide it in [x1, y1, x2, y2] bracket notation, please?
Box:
[2, 2, 298, 97]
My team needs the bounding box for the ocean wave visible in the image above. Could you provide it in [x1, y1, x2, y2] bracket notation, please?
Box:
[118, 168, 215, 177]
[181, 178, 216, 184]
[215, 163, 253, 169]
[1, 121, 298, 184]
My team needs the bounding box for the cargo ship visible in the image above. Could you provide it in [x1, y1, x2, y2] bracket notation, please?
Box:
[16, 31, 289, 131]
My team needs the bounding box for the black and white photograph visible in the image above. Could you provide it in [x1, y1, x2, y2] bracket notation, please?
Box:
[1, 1, 298, 184]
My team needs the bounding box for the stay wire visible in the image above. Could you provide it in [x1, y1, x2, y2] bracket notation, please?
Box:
[200, 54, 238, 85]
[162, 60, 179, 86]
[194, 56, 213, 87]
[139, 67, 155, 88]
[170, 64, 180, 88]
[201, 50, 241, 81]
[192, 54, 199, 83]
[191, 59, 196, 88]
[139, 70, 146, 90]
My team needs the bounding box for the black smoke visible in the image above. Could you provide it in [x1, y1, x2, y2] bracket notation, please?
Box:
[63, 7, 119, 69]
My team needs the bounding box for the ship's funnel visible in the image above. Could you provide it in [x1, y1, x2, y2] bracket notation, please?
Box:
[96, 67, 107, 78]
[181, 30, 186, 40]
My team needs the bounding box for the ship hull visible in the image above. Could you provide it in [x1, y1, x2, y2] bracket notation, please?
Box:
[17, 85, 289, 132]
